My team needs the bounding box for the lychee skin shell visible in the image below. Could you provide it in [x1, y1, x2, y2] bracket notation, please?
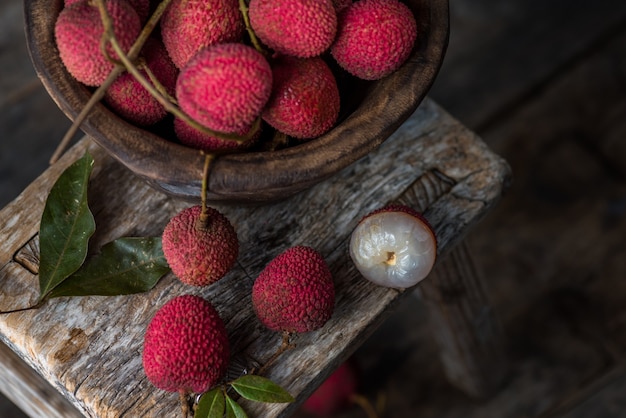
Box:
[161, 205, 239, 287]
[301, 361, 358, 416]
[176, 43, 273, 134]
[252, 246, 335, 333]
[142, 295, 230, 394]
[55, 0, 141, 86]
[249, 0, 337, 58]
[262, 56, 340, 140]
[174, 117, 260, 152]
[363, 204, 435, 238]
[104, 38, 178, 126]
[160, 0, 244, 69]
[331, 0, 417, 80]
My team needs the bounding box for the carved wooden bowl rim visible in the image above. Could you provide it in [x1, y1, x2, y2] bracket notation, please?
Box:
[24, 0, 449, 203]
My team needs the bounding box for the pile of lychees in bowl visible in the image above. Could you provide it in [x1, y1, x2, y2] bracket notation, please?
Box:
[25, 0, 449, 202]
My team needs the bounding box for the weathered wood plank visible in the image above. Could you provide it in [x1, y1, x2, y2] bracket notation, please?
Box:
[0, 98, 510, 417]
[420, 241, 508, 398]
[0, 339, 81, 418]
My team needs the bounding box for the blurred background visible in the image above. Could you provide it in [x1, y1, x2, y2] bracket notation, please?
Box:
[2, 0, 626, 416]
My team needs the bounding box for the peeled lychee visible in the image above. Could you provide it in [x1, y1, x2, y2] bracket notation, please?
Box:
[161, 205, 239, 287]
[142, 295, 230, 394]
[104, 38, 178, 126]
[174, 117, 260, 152]
[249, 0, 337, 58]
[331, 0, 417, 80]
[301, 361, 358, 416]
[160, 0, 244, 69]
[176, 42, 273, 134]
[252, 246, 335, 333]
[262, 56, 340, 140]
[55, 0, 141, 86]
[349, 204, 437, 288]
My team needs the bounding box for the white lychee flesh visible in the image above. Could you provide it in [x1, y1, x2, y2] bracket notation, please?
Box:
[349, 211, 436, 288]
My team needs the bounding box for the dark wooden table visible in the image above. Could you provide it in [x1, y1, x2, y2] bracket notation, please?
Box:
[0, 98, 510, 417]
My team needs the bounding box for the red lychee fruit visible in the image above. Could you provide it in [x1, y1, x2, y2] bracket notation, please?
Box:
[173, 117, 260, 153]
[128, 0, 150, 22]
[104, 38, 178, 126]
[249, 0, 337, 58]
[301, 361, 358, 416]
[55, 0, 141, 86]
[331, 0, 417, 80]
[161, 205, 239, 287]
[262, 56, 340, 140]
[142, 295, 230, 394]
[349, 204, 437, 289]
[64, 0, 150, 22]
[176, 42, 273, 134]
[160, 0, 244, 69]
[252, 246, 335, 333]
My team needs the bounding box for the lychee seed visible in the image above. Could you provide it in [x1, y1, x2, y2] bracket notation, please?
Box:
[249, 0, 337, 58]
[55, 0, 141, 86]
[161, 205, 239, 287]
[176, 42, 273, 134]
[252, 246, 335, 333]
[349, 204, 437, 288]
[262, 56, 340, 140]
[331, 0, 417, 80]
[142, 295, 230, 394]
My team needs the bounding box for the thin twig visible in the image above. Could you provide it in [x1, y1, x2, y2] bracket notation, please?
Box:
[50, 0, 173, 164]
[197, 153, 215, 230]
[255, 331, 295, 377]
[107, 34, 260, 144]
[179, 390, 189, 417]
[350, 394, 380, 418]
[0, 301, 45, 315]
[238, 0, 266, 55]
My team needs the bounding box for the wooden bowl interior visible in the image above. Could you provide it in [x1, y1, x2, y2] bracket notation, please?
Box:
[24, 0, 449, 203]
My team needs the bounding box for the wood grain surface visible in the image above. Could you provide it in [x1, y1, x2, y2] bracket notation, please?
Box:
[0, 98, 510, 417]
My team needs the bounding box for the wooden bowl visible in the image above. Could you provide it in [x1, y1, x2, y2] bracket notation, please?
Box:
[24, 0, 449, 203]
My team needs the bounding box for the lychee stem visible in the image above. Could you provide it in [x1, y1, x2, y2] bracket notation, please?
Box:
[106, 32, 261, 145]
[141, 61, 177, 104]
[255, 331, 295, 376]
[349, 393, 380, 418]
[238, 0, 266, 55]
[265, 130, 289, 151]
[0, 300, 45, 315]
[178, 389, 190, 417]
[99, 0, 261, 145]
[197, 153, 215, 231]
[50, 0, 173, 164]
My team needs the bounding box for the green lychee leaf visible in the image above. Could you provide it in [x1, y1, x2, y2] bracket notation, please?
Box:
[195, 387, 225, 418]
[38, 151, 96, 301]
[230, 375, 295, 404]
[45, 237, 169, 298]
[225, 394, 248, 418]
